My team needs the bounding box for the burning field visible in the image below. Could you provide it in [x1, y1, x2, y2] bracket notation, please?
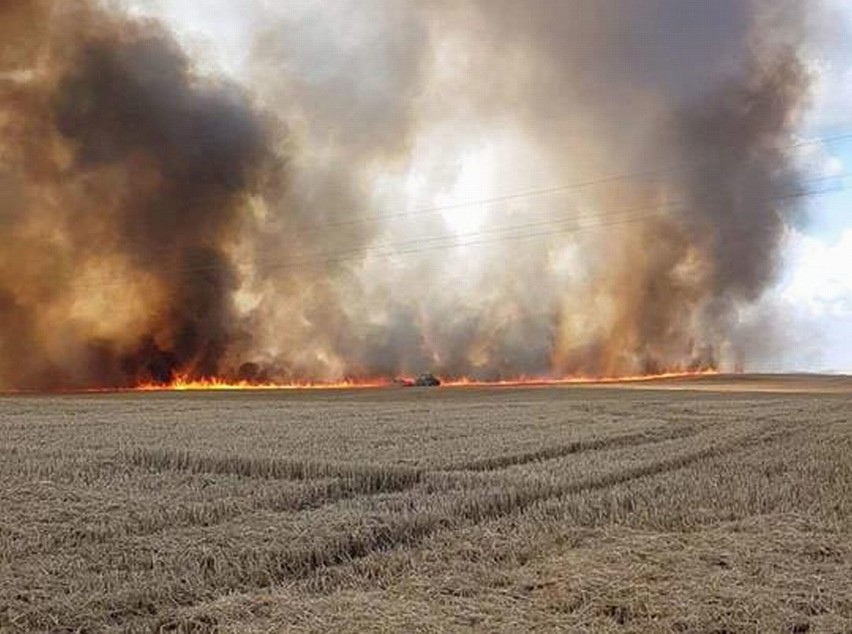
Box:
[2, 3, 850, 631]
[0, 0, 819, 391]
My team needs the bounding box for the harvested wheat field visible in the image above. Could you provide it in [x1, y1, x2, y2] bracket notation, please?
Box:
[1, 375, 851, 633]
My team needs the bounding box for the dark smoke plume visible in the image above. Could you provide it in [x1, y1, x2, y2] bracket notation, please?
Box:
[0, 0, 817, 389]
[0, 1, 271, 388]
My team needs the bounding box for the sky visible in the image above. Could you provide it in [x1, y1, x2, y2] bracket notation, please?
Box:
[123, 0, 852, 374]
[781, 0, 852, 372]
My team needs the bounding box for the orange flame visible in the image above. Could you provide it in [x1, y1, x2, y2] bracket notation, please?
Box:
[440, 369, 718, 388]
[130, 369, 718, 392]
[134, 374, 391, 391]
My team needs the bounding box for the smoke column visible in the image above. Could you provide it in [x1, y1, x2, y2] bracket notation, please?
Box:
[0, 0, 274, 388]
[0, 0, 815, 389]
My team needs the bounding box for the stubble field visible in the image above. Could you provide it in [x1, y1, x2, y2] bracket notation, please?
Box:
[1, 376, 850, 633]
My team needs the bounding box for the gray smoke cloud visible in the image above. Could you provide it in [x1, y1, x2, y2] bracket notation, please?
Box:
[0, 0, 816, 389]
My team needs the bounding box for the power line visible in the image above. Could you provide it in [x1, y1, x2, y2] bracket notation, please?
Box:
[288, 131, 852, 233]
[4, 130, 852, 260]
[253, 184, 848, 274]
[280, 171, 850, 261]
[67, 169, 849, 279]
[145, 172, 852, 274]
[70, 179, 849, 287]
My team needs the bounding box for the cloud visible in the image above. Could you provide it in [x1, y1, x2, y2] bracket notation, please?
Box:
[782, 228, 852, 317]
[768, 228, 852, 373]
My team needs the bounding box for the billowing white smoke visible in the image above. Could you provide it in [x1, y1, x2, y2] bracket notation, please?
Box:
[0, 0, 818, 388]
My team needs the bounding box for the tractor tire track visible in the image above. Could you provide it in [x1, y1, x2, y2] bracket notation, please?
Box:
[8, 424, 800, 632]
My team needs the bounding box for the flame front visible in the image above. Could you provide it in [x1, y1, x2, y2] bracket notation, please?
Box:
[126, 370, 719, 392]
[134, 374, 392, 391]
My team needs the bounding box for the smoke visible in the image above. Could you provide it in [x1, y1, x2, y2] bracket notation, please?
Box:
[0, 0, 270, 388]
[0, 0, 817, 389]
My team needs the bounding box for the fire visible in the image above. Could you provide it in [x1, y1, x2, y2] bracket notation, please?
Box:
[135, 374, 391, 391]
[131, 369, 718, 392]
[440, 369, 718, 388]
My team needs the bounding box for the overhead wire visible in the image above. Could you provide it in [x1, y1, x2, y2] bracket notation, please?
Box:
[251, 182, 850, 274]
[288, 131, 852, 233]
[70, 173, 851, 287]
[7, 129, 852, 257]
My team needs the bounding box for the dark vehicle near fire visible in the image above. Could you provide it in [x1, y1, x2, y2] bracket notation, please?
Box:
[394, 373, 441, 387]
[413, 373, 441, 387]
